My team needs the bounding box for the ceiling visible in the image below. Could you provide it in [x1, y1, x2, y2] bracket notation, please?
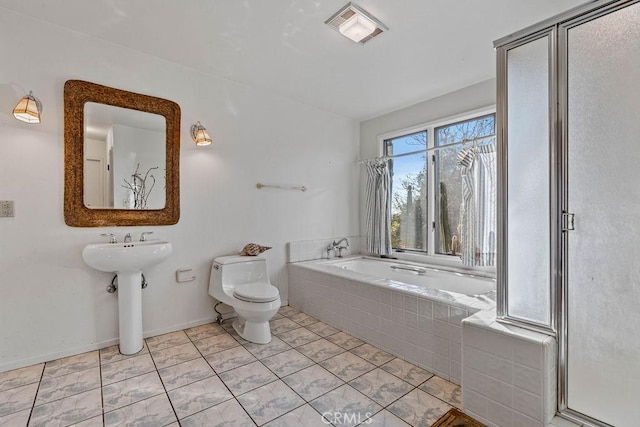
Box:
[0, 0, 587, 120]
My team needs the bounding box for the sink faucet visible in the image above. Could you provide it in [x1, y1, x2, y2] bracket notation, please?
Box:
[123, 233, 132, 243]
[140, 231, 154, 242]
[101, 233, 117, 244]
[332, 237, 350, 258]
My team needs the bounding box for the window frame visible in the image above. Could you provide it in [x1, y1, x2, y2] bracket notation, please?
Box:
[378, 106, 497, 273]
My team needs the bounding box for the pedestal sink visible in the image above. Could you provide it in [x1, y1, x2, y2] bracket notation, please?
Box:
[82, 240, 172, 355]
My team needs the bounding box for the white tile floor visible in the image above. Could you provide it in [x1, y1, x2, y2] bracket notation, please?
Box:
[0, 306, 464, 426]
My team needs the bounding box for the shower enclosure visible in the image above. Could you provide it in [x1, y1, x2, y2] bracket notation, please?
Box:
[495, 1, 640, 425]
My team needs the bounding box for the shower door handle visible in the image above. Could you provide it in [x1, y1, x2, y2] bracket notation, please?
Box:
[562, 212, 575, 232]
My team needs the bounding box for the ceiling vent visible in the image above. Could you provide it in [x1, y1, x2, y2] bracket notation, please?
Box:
[325, 2, 387, 44]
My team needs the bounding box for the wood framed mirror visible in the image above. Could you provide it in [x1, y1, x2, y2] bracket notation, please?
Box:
[64, 80, 180, 226]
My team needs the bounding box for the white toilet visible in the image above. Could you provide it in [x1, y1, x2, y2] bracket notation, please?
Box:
[208, 255, 281, 344]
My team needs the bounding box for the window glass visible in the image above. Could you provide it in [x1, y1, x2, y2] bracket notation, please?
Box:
[385, 130, 427, 156]
[385, 131, 428, 251]
[435, 115, 495, 255]
[382, 113, 495, 261]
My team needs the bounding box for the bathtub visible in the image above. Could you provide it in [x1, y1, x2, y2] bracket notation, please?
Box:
[322, 257, 495, 296]
[288, 255, 496, 384]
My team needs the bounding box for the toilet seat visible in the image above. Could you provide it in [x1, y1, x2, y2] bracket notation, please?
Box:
[233, 283, 279, 303]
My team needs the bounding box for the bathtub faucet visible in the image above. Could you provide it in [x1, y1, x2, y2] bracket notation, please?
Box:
[332, 237, 350, 258]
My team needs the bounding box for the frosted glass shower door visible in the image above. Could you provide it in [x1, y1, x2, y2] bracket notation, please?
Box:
[565, 3, 640, 425]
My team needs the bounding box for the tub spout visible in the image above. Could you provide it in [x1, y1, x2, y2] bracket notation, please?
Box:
[333, 237, 350, 248]
[332, 238, 350, 258]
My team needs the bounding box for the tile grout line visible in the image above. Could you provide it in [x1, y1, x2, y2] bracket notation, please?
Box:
[8, 307, 462, 427]
[241, 312, 308, 425]
[25, 363, 45, 427]
[159, 324, 447, 426]
[184, 323, 259, 425]
[279, 309, 458, 425]
[194, 331, 447, 427]
[144, 336, 181, 426]
[27, 355, 103, 426]
[100, 348, 169, 424]
[99, 350, 105, 426]
[263, 315, 385, 425]
[239, 311, 348, 426]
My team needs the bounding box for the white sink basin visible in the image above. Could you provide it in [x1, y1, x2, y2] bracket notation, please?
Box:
[82, 240, 172, 273]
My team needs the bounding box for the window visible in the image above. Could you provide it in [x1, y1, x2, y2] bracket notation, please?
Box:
[384, 112, 496, 261]
[385, 131, 428, 251]
[435, 114, 495, 255]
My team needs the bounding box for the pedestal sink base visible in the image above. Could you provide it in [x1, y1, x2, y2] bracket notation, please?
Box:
[117, 272, 143, 355]
[81, 240, 172, 356]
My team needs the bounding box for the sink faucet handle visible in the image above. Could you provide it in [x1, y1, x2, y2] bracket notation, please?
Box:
[101, 233, 117, 244]
[123, 233, 132, 243]
[326, 244, 336, 258]
[140, 231, 154, 242]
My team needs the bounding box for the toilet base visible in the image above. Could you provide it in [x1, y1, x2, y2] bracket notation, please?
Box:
[233, 318, 272, 344]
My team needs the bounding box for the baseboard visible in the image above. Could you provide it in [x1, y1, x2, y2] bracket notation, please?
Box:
[142, 316, 217, 339]
[0, 316, 217, 374]
[0, 338, 119, 373]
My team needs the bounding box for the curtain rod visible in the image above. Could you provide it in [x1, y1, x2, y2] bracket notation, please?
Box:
[357, 134, 496, 164]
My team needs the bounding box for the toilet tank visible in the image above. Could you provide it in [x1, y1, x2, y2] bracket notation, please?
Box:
[212, 255, 269, 287]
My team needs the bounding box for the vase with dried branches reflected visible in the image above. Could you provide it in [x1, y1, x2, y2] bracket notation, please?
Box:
[122, 164, 158, 209]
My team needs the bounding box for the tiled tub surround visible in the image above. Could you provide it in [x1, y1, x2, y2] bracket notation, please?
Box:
[462, 309, 557, 427]
[288, 256, 496, 385]
[0, 306, 464, 427]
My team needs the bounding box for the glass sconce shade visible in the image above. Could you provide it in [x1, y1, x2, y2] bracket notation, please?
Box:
[13, 91, 42, 124]
[190, 121, 212, 146]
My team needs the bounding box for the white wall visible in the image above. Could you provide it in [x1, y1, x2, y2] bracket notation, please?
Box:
[0, 9, 359, 371]
[358, 79, 496, 240]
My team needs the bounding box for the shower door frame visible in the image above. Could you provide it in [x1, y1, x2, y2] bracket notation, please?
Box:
[495, 26, 558, 335]
[496, 0, 638, 426]
[556, 1, 640, 426]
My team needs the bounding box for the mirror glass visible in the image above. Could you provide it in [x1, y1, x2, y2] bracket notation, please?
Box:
[83, 103, 166, 210]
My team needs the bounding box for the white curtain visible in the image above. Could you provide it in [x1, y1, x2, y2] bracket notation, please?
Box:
[365, 159, 392, 255]
[457, 142, 497, 266]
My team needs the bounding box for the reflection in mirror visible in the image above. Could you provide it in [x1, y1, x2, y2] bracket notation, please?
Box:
[84, 103, 166, 210]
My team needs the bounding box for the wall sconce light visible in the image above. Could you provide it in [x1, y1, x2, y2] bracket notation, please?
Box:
[13, 91, 43, 124]
[326, 2, 387, 44]
[190, 121, 212, 146]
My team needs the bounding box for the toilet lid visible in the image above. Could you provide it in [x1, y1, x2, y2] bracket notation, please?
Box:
[233, 283, 279, 303]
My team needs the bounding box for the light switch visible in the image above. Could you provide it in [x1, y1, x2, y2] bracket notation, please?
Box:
[0, 201, 14, 217]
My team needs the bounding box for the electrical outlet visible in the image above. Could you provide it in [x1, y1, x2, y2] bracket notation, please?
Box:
[0, 201, 14, 217]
